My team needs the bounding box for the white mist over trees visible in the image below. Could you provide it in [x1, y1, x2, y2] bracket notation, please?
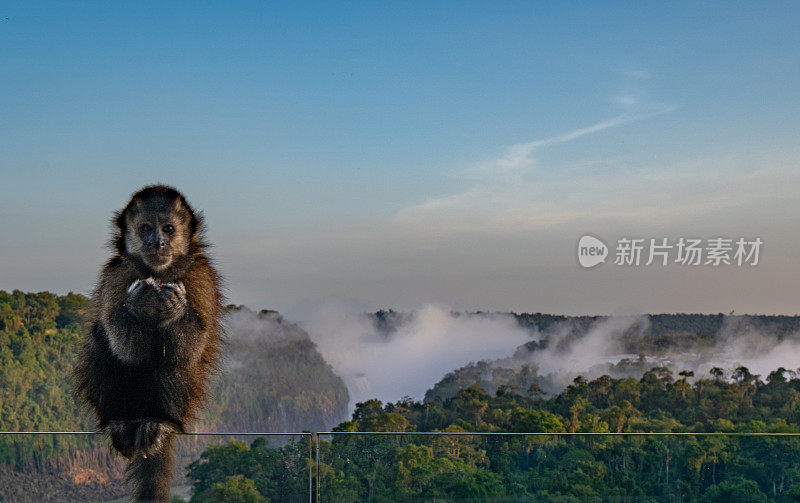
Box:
[430, 313, 800, 401]
[293, 304, 800, 409]
[297, 303, 530, 409]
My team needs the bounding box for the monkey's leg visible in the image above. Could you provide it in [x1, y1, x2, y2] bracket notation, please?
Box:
[134, 420, 178, 457]
[107, 421, 137, 459]
[127, 433, 175, 503]
[107, 420, 178, 459]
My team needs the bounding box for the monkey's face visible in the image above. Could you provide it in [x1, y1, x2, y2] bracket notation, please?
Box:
[124, 198, 191, 272]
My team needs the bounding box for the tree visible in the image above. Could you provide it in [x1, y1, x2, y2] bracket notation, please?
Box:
[192, 475, 268, 503]
[699, 477, 767, 503]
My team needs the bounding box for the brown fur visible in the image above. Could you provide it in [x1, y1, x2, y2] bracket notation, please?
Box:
[74, 185, 223, 502]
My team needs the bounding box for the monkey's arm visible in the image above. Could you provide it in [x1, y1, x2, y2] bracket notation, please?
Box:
[157, 291, 208, 369]
[100, 278, 161, 364]
[103, 275, 202, 364]
[149, 265, 221, 427]
[157, 263, 221, 369]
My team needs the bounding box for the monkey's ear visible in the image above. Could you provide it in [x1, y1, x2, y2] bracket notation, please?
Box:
[116, 195, 144, 230]
[115, 209, 127, 231]
[113, 208, 130, 254]
[189, 210, 201, 237]
[174, 196, 201, 237]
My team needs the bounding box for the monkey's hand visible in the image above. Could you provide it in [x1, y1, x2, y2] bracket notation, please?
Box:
[159, 282, 187, 325]
[126, 279, 187, 325]
[106, 419, 178, 459]
[125, 278, 163, 321]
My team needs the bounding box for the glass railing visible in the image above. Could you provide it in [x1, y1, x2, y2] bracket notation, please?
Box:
[2, 431, 800, 502]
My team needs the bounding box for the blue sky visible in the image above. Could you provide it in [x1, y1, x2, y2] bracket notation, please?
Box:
[1, 2, 799, 315]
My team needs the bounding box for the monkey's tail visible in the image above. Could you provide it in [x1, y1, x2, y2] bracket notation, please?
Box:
[126, 434, 175, 503]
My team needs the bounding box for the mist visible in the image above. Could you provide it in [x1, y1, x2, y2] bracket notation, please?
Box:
[297, 302, 530, 410]
[420, 314, 654, 399]
[446, 313, 800, 397]
[685, 316, 800, 380]
[512, 315, 648, 374]
[272, 302, 800, 415]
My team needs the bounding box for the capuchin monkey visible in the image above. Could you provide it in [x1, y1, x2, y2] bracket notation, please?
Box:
[75, 185, 223, 502]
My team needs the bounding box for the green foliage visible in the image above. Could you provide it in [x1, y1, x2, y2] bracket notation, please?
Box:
[192, 475, 268, 503]
[192, 368, 800, 501]
[0, 290, 94, 464]
[699, 476, 768, 503]
[187, 438, 309, 502]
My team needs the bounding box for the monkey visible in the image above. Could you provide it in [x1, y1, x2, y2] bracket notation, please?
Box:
[74, 185, 223, 502]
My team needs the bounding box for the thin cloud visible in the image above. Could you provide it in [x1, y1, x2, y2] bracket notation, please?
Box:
[473, 107, 674, 177]
[392, 111, 800, 237]
[479, 115, 639, 176]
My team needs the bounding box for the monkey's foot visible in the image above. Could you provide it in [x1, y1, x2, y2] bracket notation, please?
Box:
[106, 420, 178, 459]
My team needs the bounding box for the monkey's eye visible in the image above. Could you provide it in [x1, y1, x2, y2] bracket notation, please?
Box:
[163, 224, 175, 234]
[140, 224, 153, 233]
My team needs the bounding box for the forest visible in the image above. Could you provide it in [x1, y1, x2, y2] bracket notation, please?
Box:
[3, 290, 800, 501]
[190, 367, 800, 502]
[185, 310, 800, 502]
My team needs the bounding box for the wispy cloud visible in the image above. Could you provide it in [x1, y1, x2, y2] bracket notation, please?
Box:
[477, 114, 642, 176]
[472, 106, 675, 178]
[393, 107, 800, 236]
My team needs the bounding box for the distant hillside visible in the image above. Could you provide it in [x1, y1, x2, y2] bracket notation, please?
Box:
[372, 310, 800, 342]
[511, 312, 800, 353]
[206, 306, 350, 433]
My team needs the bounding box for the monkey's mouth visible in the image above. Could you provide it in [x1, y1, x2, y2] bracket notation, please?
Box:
[146, 250, 172, 265]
